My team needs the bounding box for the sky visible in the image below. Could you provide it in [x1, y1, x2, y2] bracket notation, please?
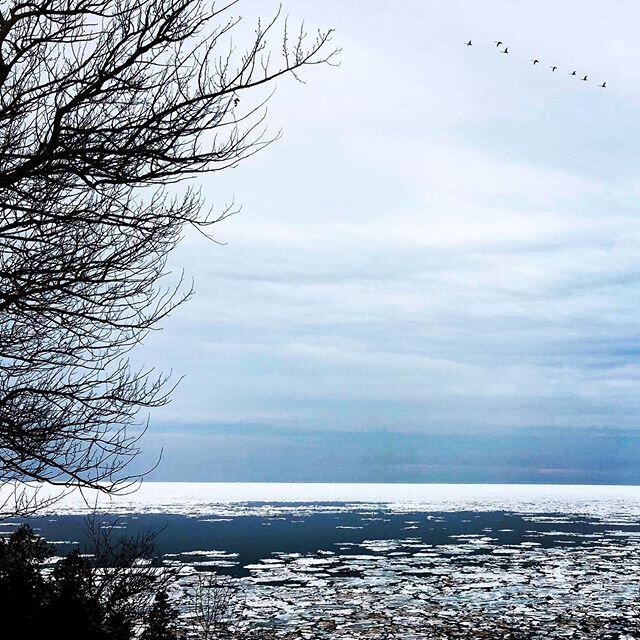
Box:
[134, 0, 640, 483]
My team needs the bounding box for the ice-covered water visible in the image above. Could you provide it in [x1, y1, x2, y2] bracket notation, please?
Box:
[5, 483, 640, 638]
[31, 482, 640, 518]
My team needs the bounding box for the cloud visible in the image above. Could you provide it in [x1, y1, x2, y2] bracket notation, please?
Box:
[132, 1, 640, 479]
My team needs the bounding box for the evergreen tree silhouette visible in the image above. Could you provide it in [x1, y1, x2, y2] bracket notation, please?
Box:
[142, 590, 180, 640]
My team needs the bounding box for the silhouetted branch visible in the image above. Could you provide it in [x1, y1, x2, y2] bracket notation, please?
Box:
[0, 0, 338, 514]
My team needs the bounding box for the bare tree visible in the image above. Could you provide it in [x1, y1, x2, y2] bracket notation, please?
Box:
[185, 572, 245, 639]
[83, 514, 175, 628]
[0, 0, 338, 513]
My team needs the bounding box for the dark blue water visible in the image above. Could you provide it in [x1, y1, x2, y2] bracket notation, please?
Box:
[3, 507, 637, 577]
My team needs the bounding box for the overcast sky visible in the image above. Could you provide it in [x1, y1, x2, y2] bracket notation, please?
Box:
[135, 0, 640, 483]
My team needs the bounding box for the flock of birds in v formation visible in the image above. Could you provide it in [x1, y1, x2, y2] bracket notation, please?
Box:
[465, 40, 607, 88]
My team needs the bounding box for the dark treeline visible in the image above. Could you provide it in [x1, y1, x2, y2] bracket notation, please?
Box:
[0, 523, 252, 640]
[0, 524, 177, 639]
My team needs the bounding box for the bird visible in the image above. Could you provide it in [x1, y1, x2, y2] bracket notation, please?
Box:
[531, 59, 540, 65]
[600, 81, 607, 88]
[550, 65, 558, 72]
[233, 96, 240, 107]
[501, 47, 509, 54]
[466, 40, 472, 46]
[581, 74, 588, 81]
[495, 41, 503, 47]
[570, 70, 577, 76]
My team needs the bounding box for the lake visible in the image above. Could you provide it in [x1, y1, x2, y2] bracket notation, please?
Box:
[4, 483, 640, 638]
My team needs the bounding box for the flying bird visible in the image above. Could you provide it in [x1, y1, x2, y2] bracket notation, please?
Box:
[468, 42, 608, 92]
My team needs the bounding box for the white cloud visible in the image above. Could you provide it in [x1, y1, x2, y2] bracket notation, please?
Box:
[135, 1, 640, 439]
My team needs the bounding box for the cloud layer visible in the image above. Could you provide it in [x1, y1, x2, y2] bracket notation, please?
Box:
[134, 1, 640, 480]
